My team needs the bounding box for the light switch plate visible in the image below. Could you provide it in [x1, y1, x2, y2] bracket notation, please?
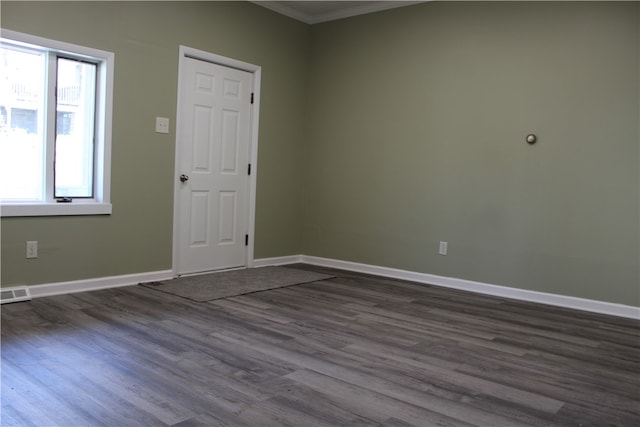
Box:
[155, 117, 169, 134]
[26, 241, 38, 259]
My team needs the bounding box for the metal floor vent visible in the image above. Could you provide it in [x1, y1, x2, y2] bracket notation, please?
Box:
[1, 286, 32, 304]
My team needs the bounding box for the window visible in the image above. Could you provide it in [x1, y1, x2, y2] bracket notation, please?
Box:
[0, 30, 113, 216]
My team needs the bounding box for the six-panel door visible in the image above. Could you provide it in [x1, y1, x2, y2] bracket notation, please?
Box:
[176, 57, 252, 275]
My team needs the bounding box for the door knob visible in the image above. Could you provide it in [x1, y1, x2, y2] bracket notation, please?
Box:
[179, 174, 189, 183]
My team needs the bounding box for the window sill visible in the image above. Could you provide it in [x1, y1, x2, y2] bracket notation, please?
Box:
[1, 202, 112, 217]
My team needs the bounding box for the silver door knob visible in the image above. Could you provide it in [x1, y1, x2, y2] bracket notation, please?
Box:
[179, 174, 189, 182]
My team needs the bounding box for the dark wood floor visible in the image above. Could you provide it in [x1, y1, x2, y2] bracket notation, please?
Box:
[2, 265, 639, 427]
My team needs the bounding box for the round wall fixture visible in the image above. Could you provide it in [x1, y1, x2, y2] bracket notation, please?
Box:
[526, 134, 537, 145]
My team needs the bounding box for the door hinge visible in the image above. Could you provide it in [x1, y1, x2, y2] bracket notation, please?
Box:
[245, 234, 249, 246]
[248, 163, 251, 175]
[250, 93, 254, 104]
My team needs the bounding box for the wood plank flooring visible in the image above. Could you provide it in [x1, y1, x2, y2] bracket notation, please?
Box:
[2, 265, 639, 426]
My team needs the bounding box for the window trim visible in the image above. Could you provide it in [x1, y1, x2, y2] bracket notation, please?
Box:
[0, 29, 114, 217]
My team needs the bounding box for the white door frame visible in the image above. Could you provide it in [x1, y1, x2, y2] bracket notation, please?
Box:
[172, 45, 261, 277]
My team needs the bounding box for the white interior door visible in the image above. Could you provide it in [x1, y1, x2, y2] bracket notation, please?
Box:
[175, 57, 253, 275]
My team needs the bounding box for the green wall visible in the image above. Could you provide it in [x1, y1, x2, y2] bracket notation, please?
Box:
[2, 1, 638, 308]
[304, 1, 639, 306]
[0, 1, 309, 285]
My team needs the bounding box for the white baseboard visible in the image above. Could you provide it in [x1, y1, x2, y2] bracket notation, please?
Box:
[252, 255, 303, 268]
[21, 255, 639, 320]
[28, 270, 174, 299]
[254, 254, 640, 320]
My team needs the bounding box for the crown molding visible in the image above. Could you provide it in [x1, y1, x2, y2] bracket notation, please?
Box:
[252, 1, 425, 25]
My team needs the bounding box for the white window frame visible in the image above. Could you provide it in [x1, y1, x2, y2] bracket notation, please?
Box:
[0, 29, 113, 217]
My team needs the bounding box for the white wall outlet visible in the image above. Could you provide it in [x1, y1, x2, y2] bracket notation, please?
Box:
[26, 241, 38, 259]
[155, 117, 170, 134]
[438, 241, 448, 256]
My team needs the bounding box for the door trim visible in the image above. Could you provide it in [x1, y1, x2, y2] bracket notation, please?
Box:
[172, 46, 261, 277]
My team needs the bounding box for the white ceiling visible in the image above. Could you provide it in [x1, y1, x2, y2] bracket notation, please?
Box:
[252, 1, 425, 24]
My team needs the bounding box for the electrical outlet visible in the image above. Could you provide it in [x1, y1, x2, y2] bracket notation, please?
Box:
[155, 117, 170, 134]
[438, 241, 448, 256]
[26, 241, 38, 259]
